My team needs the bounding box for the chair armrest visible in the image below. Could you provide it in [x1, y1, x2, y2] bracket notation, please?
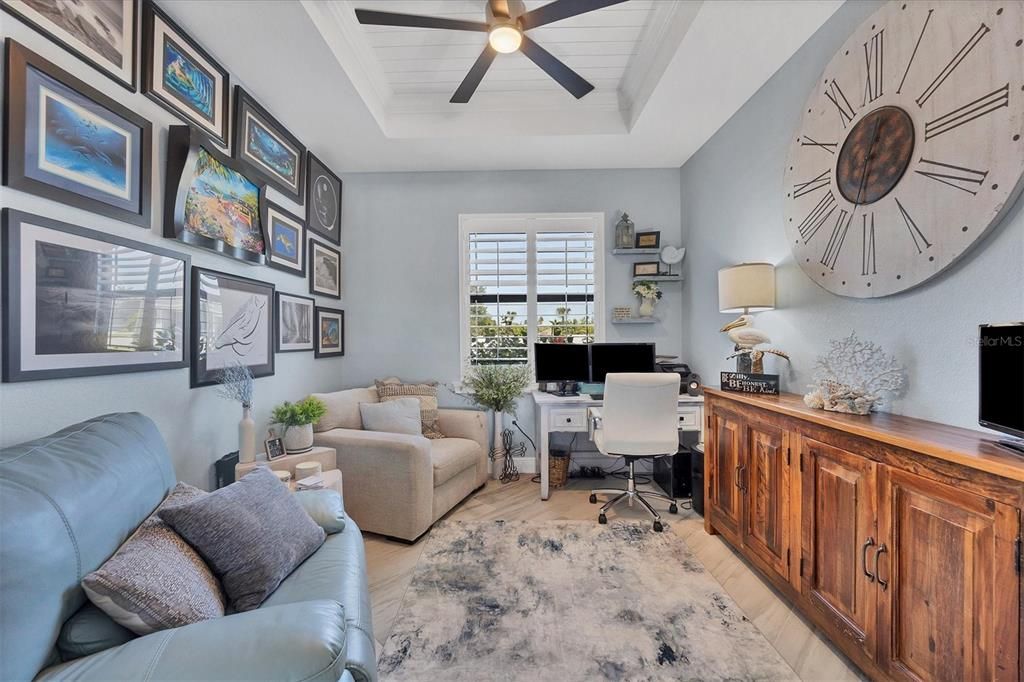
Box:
[37, 601, 347, 682]
[437, 409, 488, 453]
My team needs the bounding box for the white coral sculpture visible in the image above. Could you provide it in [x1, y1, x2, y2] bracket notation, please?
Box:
[804, 332, 905, 415]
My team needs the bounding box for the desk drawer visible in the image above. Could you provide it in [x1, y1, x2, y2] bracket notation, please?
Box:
[677, 407, 700, 430]
[549, 408, 589, 432]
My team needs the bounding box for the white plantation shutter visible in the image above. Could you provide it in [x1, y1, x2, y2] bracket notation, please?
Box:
[460, 214, 603, 374]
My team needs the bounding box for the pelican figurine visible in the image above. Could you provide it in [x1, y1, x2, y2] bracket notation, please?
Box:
[720, 314, 771, 349]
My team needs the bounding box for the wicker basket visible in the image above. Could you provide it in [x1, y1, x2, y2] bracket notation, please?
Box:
[549, 453, 570, 488]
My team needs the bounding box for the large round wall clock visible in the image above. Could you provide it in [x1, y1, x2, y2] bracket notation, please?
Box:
[784, 1, 1024, 298]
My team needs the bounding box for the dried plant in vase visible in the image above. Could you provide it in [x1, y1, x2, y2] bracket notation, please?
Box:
[215, 362, 256, 463]
[804, 332, 905, 415]
[463, 362, 532, 480]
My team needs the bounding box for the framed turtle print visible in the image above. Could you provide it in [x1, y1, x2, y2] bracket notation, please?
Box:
[232, 86, 305, 200]
[142, 0, 229, 146]
[2, 209, 189, 382]
[191, 267, 274, 388]
[309, 239, 341, 299]
[305, 152, 342, 245]
[4, 40, 152, 228]
[262, 199, 305, 277]
[276, 292, 314, 353]
[1, 0, 138, 91]
[314, 306, 344, 358]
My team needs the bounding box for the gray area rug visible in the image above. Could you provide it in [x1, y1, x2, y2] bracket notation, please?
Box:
[379, 520, 797, 681]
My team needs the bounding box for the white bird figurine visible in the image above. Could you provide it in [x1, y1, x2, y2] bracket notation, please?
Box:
[720, 314, 771, 349]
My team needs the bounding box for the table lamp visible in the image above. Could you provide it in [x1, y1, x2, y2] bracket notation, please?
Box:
[718, 263, 776, 372]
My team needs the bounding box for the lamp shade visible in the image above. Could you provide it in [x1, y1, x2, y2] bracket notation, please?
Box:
[718, 263, 775, 313]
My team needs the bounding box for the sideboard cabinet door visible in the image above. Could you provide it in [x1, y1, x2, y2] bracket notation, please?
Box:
[741, 419, 791, 583]
[801, 438, 879, 663]
[708, 407, 744, 545]
[877, 468, 1021, 681]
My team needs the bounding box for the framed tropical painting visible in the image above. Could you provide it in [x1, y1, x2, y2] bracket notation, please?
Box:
[262, 199, 305, 277]
[191, 267, 275, 388]
[1, 0, 138, 90]
[4, 40, 152, 227]
[142, 0, 229, 146]
[165, 125, 265, 264]
[276, 292, 314, 353]
[305, 152, 342, 245]
[314, 306, 344, 358]
[232, 86, 305, 201]
[309, 239, 341, 299]
[2, 209, 189, 382]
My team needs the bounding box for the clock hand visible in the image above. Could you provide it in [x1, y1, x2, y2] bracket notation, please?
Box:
[853, 116, 883, 207]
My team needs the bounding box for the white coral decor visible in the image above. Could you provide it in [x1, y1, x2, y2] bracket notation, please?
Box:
[804, 332, 905, 415]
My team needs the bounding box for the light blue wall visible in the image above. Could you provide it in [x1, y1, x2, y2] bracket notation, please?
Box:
[678, 0, 1024, 431]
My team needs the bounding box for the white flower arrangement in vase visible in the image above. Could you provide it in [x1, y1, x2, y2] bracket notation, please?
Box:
[632, 281, 663, 318]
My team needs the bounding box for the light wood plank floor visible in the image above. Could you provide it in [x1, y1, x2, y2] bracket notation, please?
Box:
[364, 478, 863, 681]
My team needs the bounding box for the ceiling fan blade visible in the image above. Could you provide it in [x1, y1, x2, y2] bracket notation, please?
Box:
[519, 35, 594, 99]
[354, 9, 488, 32]
[450, 46, 498, 103]
[519, 0, 628, 31]
[488, 0, 511, 19]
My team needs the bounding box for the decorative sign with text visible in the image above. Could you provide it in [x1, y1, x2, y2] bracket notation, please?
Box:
[720, 372, 780, 395]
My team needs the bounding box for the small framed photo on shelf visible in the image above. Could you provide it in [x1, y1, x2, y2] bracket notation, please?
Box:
[633, 262, 660, 277]
[612, 306, 633, 321]
[635, 231, 660, 249]
[265, 436, 286, 460]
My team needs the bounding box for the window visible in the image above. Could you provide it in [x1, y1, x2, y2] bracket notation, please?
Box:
[459, 213, 604, 375]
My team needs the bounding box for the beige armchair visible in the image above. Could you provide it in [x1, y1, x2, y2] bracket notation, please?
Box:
[310, 387, 489, 541]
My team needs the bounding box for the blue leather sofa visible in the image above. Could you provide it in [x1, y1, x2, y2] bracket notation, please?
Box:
[0, 413, 377, 682]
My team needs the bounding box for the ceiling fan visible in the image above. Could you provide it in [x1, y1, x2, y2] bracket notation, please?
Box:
[354, 0, 628, 103]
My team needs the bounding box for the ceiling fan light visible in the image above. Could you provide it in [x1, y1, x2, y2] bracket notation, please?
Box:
[488, 24, 522, 53]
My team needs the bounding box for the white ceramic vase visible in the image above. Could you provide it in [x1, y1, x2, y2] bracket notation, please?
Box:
[284, 423, 315, 454]
[638, 296, 657, 318]
[238, 404, 256, 464]
[491, 410, 504, 480]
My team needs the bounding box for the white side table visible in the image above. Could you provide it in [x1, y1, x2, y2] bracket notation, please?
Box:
[235, 445, 337, 481]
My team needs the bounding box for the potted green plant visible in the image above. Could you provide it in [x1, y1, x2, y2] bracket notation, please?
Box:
[463, 363, 532, 479]
[270, 396, 327, 454]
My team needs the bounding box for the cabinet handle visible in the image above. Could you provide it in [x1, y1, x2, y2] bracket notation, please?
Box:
[735, 464, 745, 491]
[874, 544, 888, 591]
[862, 537, 876, 582]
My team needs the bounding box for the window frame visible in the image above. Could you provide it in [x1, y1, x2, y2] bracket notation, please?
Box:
[458, 212, 605, 382]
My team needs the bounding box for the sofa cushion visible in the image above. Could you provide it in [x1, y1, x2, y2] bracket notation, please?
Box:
[295, 489, 347, 534]
[359, 397, 422, 436]
[431, 438, 482, 486]
[375, 380, 445, 439]
[56, 603, 135, 661]
[82, 483, 225, 635]
[158, 467, 325, 612]
[312, 387, 378, 432]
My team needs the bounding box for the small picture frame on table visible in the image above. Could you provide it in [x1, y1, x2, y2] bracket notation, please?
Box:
[633, 262, 660, 277]
[265, 436, 286, 460]
[635, 231, 660, 249]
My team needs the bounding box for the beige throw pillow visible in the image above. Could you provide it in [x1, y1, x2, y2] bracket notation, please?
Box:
[82, 483, 225, 635]
[375, 380, 445, 439]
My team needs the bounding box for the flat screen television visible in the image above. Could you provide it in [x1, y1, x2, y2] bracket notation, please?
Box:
[979, 323, 1024, 451]
[535, 342, 590, 383]
[590, 343, 656, 383]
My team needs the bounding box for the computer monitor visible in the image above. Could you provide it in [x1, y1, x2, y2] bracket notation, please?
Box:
[534, 343, 590, 383]
[589, 343, 656, 383]
[979, 323, 1024, 451]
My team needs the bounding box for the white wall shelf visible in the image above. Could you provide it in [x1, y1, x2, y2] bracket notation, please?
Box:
[632, 275, 682, 283]
[612, 248, 661, 255]
[611, 317, 659, 324]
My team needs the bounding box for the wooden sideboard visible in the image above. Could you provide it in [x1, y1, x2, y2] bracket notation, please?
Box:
[702, 388, 1024, 681]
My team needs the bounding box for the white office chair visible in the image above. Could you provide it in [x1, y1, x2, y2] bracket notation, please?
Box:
[589, 372, 681, 532]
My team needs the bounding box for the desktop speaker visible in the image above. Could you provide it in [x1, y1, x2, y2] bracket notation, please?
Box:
[685, 374, 702, 396]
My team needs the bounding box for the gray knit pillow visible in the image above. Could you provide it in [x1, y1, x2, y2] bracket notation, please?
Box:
[158, 467, 325, 612]
[82, 483, 225, 635]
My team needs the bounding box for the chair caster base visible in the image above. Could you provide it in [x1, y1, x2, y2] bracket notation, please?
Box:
[598, 513, 608, 524]
[669, 503, 678, 514]
[653, 521, 664, 533]
[589, 494, 597, 504]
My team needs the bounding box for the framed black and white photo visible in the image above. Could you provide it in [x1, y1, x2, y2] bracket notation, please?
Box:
[4, 40, 153, 228]
[309, 239, 341, 299]
[142, 0, 230, 146]
[232, 86, 305, 201]
[2, 209, 189, 382]
[265, 436, 285, 460]
[263, 200, 306, 277]
[1, 0, 138, 90]
[275, 292, 314, 353]
[315, 307, 344, 358]
[305, 152, 342, 245]
[191, 267, 274, 388]
[635, 231, 660, 249]
[633, 262, 660, 277]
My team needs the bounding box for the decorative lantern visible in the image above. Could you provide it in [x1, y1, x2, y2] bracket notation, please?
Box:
[614, 212, 634, 250]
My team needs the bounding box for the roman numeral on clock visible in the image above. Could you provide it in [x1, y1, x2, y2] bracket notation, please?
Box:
[797, 191, 837, 243]
[861, 213, 877, 276]
[820, 208, 853, 270]
[895, 197, 932, 254]
[924, 84, 1009, 140]
[914, 158, 989, 195]
[863, 29, 884, 105]
[897, 9, 932, 94]
[800, 136, 837, 154]
[824, 80, 856, 128]
[793, 169, 831, 198]
[916, 23, 990, 107]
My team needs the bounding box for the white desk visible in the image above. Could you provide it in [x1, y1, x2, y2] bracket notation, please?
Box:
[531, 391, 704, 500]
